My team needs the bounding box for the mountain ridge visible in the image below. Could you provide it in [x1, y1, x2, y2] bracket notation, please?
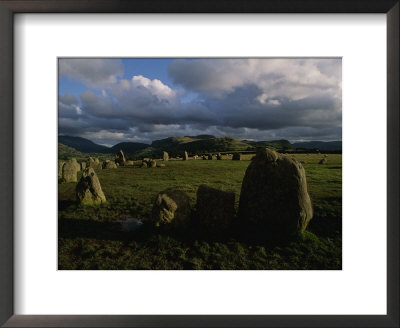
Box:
[59, 135, 342, 157]
[292, 141, 342, 151]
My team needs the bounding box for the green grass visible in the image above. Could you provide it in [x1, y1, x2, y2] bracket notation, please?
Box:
[58, 153, 342, 270]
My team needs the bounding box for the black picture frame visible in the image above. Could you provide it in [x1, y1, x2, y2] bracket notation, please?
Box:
[0, 1, 398, 327]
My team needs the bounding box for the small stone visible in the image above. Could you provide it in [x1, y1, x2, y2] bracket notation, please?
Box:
[102, 160, 117, 169]
[151, 189, 191, 227]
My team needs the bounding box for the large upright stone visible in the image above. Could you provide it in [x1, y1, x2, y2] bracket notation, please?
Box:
[151, 189, 191, 227]
[195, 185, 235, 232]
[238, 148, 313, 238]
[163, 151, 169, 161]
[115, 150, 126, 166]
[217, 153, 222, 160]
[70, 158, 80, 172]
[80, 162, 86, 170]
[62, 159, 78, 182]
[58, 161, 65, 179]
[76, 167, 106, 205]
[183, 151, 189, 161]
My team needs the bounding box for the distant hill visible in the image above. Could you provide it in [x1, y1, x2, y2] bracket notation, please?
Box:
[59, 135, 150, 155]
[110, 142, 149, 154]
[149, 136, 294, 155]
[59, 135, 110, 153]
[151, 136, 198, 150]
[177, 137, 251, 153]
[58, 143, 84, 160]
[59, 134, 342, 158]
[242, 139, 294, 150]
[292, 141, 342, 151]
[150, 135, 250, 154]
[184, 134, 215, 140]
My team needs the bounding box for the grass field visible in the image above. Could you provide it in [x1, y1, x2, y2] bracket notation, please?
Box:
[58, 153, 342, 270]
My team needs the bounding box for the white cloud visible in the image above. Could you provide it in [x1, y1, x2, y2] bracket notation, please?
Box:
[131, 75, 176, 100]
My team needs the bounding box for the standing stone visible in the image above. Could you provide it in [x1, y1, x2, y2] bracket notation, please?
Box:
[62, 159, 78, 182]
[163, 151, 169, 161]
[319, 158, 327, 165]
[195, 185, 235, 232]
[238, 148, 313, 239]
[80, 162, 86, 170]
[115, 150, 126, 166]
[183, 151, 189, 161]
[70, 158, 80, 172]
[58, 161, 65, 179]
[102, 160, 117, 169]
[217, 154, 222, 160]
[202, 155, 207, 160]
[151, 189, 191, 227]
[141, 161, 148, 168]
[194, 155, 198, 160]
[86, 157, 102, 171]
[149, 160, 157, 168]
[76, 167, 106, 205]
[232, 153, 241, 160]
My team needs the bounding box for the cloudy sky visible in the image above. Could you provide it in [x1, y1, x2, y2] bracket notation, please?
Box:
[58, 58, 342, 147]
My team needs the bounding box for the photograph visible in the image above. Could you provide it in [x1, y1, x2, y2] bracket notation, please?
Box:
[58, 58, 342, 270]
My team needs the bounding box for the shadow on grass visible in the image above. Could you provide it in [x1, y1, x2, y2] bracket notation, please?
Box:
[58, 200, 76, 211]
[58, 215, 335, 249]
[59, 218, 136, 241]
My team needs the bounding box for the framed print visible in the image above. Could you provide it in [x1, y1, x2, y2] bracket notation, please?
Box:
[0, 1, 398, 327]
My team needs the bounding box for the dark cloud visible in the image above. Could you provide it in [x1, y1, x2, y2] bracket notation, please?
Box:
[59, 93, 81, 119]
[59, 58, 342, 146]
[59, 59, 124, 88]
